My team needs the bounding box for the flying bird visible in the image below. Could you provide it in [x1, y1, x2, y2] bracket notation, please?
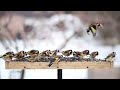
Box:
[86, 22, 103, 36]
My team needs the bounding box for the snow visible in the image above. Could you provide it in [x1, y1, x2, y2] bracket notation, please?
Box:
[0, 14, 120, 79]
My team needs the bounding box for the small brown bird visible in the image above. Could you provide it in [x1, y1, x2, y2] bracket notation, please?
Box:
[86, 22, 103, 36]
[73, 50, 89, 59]
[27, 50, 39, 55]
[0, 52, 14, 61]
[73, 51, 82, 57]
[89, 51, 99, 60]
[62, 50, 72, 62]
[62, 50, 72, 57]
[40, 50, 51, 57]
[48, 55, 63, 67]
[14, 51, 27, 60]
[27, 50, 39, 62]
[49, 49, 59, 57]
[82, 50, 90, 56]
[104, 52, 116, 62]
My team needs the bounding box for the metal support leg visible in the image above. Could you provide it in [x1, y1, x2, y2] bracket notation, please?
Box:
[57, 69, 62, 79]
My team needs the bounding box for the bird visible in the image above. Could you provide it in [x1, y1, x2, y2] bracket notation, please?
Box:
[38, 50, 51, 62]
[104, 52, 116, 62]
[62, 50, 72, 62]
[49, 49, 59, 57]
[86, 22, 103, 36]
[26, 50, 39, 62]
[48, 55, 63, 67]
[40, 50, 51, 57]
[73, 51, 83, 61]
[27, 50, 39, 56]
[73, 51, 82, 57]
[73, 50, 90, 60]
[82, 50, 90, 56]
[0, 51, 14, 61]
[89, 51, 99, 61]
[14, 51, 27, 61]
[80, 50, 90, 59]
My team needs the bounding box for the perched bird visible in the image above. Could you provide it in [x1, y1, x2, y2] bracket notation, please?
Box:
[73, 50, 89, 59]
[89, 51, 99, 61]
[48, 55, 63, 67]
[62, 50, 72, 62]
[26, 50, 39, 62]
[27, 50, 39, 56]
[49, 49, 59, 57]
[62, 50, 72, 57]
[86, 22, 103, 36]
[40, 50, 51, 57]
[104, 52, 116, 62]
[0, 52, 14, 61]
[73, 51, 82, 57]
[14, 51, 27, 60]
[38, 50, 51, 62]
[82, 50, 90, 56]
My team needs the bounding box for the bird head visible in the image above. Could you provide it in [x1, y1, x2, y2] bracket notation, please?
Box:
[96, 22, 103, 28]
[20, 51, 27, 56]
[95, 51, 99, 55]
[113, 52, 116, 55]
[69, 50, 73, 54]
[83, 50, 89, 55]
[11, 52, 15, 56]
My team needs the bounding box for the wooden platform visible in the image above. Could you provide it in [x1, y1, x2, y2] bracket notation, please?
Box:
[5, 61, 113, 69]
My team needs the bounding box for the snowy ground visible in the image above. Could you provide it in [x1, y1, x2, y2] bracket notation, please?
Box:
[0, 14, 120, 79]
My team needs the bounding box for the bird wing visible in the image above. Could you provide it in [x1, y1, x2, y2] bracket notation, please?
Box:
[91, 27, 96, 34]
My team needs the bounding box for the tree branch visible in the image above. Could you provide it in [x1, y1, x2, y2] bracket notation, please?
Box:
[59, 32, 77, 51]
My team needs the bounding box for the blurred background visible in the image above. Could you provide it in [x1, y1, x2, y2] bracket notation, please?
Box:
[0, 11, 120, 79]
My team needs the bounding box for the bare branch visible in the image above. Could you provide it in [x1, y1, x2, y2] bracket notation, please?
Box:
[59, 32, 77, 51]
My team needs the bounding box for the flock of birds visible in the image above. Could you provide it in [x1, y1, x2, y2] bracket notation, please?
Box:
[0, 22, 116, 67]
[0, 49, 116, 67]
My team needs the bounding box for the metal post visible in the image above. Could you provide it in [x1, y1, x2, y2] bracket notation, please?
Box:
[57, 69, 62, 79]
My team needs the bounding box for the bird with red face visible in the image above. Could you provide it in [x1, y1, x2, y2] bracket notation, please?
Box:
[86, 22, 103, 36]
[104, 52, 116, 62]
[89, 51, 99, 61]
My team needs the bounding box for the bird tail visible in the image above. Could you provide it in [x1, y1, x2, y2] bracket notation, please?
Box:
[48, 62, 53, 67]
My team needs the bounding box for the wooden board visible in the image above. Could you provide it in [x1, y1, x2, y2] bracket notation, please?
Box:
[5, 61, 113, 69]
